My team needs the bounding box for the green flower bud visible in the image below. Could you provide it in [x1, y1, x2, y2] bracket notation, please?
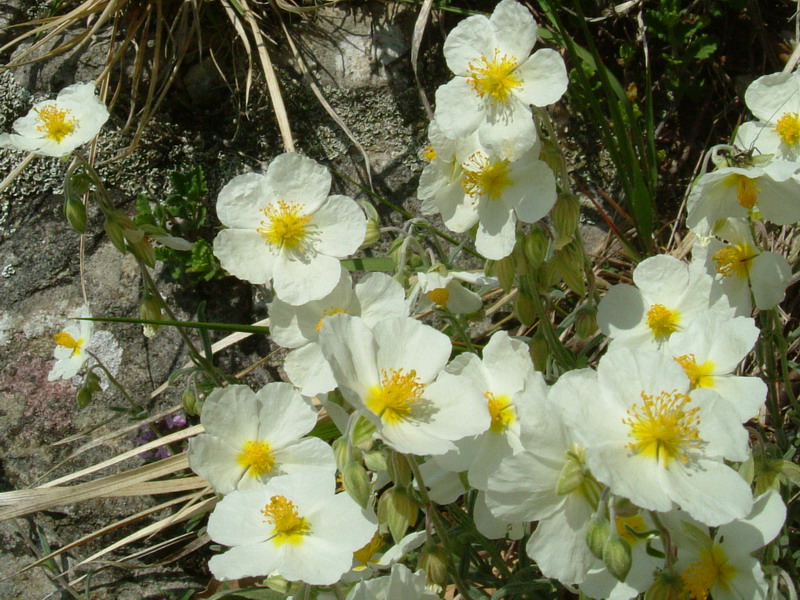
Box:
[418, 543, 449, 588]
[553, 242, 586, 296]
[140, 293, 163, 337]
[64, 195, 87, 233]
[387, 450, 412, 487]
[645, 569, 685, 600]
[522, 226, 549, 267]
[333, 437, 352, 472]
[514, 291, 537, 326]
[76, 387, 92, 408]
[377, 486, 418, 543]
[529, 329, 549, 372]
[343, 460, 372, 508]
[493, 254, 517, 293]
[104, 217, 127, 253]
[350, 414, 376, 447]
[585, 513, 611, 560]
[181, 388, 201, 416]
[574, 305, 598, 339]
[603, 534, 633, 582]
[363, 449, 388, 473]
[359, 201, 381, 249]
[552, 193, 580, 241]
[555, 454, 585, 495]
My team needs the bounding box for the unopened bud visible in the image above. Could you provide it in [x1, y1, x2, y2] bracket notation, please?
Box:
[387, 451, 412, 487]
[603, 535, 633, 582]
[343, 460, 372, 508]
[377, 486, 418, 543]
[140, 293, 163, 336]
[645, 569, 685, 600]
[514, 291, 537, 326]
[359, 201, 381, 249]
[585, 513, 611, 560]
[552, 193, 580, 240]
[529, 329, 549, 372]
[522, 226, 549, 267]
[575, 305, 598, 339]
[350, 414, 377, 448]
[555, 455, 585, 495]
[65, 196, 87, 233]
[104, 217, 127, 253]
[553, 242, 586, 296]
[181, 388, 201, 416]
[363, 449, 388, 473]
[333, 437, 352, 472]
[418, 543, 449, 588]
[493, 254, 516, 293]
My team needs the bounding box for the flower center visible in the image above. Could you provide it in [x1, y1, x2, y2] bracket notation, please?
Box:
[775, 112, 800, 146]
[426, 287, 450, 307]
[35, 105, 77, 142]
[257, 200, 312, 250]
[623, 390, 703, 466]
[646, 304, 681, 340]
[261, 495, 311, 546]
[466, 50, 522, 105]
[423, 145, 437, 161]
[486, 392, 516, 433]
[366, 368, 425, 425]
[462, 151, 513, 200]
[673, 354, 716, 389]
[681, 544, 736, 600]
[712, 243, 756, 279]
[54, 331, 84, 356]
[727, 174, 760, 210]
[237, 440, 275, 478]
[316, 307, 346, 332]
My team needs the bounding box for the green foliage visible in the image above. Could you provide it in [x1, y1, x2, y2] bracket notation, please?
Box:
[135, 166, 224, 283]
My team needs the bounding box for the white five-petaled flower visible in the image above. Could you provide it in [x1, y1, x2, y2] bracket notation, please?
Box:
[0, 82, 109, 157]
[212, 153, 367, 305]
[410, 267, 497, 315]
[206, 472, 376, 584]
[558, 348, 753, 527]
[737, 70, 800, 161]
[434, 0, 568, 155]
[346, 563, 440, 600]
[598, 254, 732, 351]
[48, 305, 94, 381]
[318, 315, 490, 455]
[187, 383, 336, 495]
[269, 271, 408, 396]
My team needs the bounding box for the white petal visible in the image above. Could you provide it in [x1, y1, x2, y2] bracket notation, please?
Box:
[284, 344, 338, 396]
[372, 317, 451, 383]
[744, 71, 800, 124]
[313, 195, 367, 257]
[515, 49, 568, 107]
[443, 15, 494, 75]
[265, 153, 331, 212]
[216, 172, 271, 229]
[272, 252, 342, 305]
[490, 0, 538, 58]
[720, 490, 786, 554]
[209, 544, 279, 580]
[434, 78, 485, 139]
[213, 228, 276, 285]
[667, 458, 752, 526]
[750, 251, 791, 309]
[254, 382, 318, 444]
[507, 157, 556, 223]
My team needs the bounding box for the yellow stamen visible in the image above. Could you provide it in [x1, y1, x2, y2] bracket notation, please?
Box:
[423, 145, 437, 161]
[316, 307, 346, 332]
[257, 200, 312, 250]
[673, 354, 716, 389]
[486, 392, 516, 433]
[53, 331, 84, 356]
[712, 244, 756, 279]
[623, 390, 703, 467]
[426, 287, 450, 307]
[353, 532, 385, 567]
[462, 151, 513, 200]
[261, 495, 311, 546]
[775, 112, 800, 146]
[35, 105, 77, 142]
[727, 175, 759, 210]
[615, 514, 647, 546]
[366, 368, 425, 425]
[466, 50, 522, 105]
[681, 544, 736, 600]
[646, 304, 681, 340]
[237, 440, 275, 478]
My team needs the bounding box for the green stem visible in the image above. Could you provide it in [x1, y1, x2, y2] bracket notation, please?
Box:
[86, 350, 140, 411]
[526, 288, 576, 370]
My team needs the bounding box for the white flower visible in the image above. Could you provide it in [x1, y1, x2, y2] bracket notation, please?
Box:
[346, 564, 439, 600]
[212, 153, 367, 305]
[187, 383, 336, 494]
[318, 315, 490, 455]
[558, 348, 753, 526]
[410, 268, 496, 315]
[433, 330, 546, 490]
[667, 311, 766, 422]
[673, 491, 786, 600]
[207, 472, 376, 584]
[686, 161, 800, 236]
[691, 218, 791, 315]
[269, 271, 407, 396]
[597, 254, 732, 351]
[0, 82, 109, 157]
[48, 305, 94, 381]
[434, 0, 567, 155]
[738, 70, 800, 161]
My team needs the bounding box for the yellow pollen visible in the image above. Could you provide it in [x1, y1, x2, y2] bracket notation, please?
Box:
[423, 145, 437, 161]
[466, 50, 522, 105]
[712, 244, 756, 279]
[237, 440, 275, 478]
[53, 331, 84, 356]
[365, 368, 425, 425]
[462, 151, 513, 200]
[486, 392, 516, 433]
[673, 354, 716, 389]
[728, 175, 759, 210]
[261, 495, 311, 546]
[35, 104, 77, 142]
[681, 544, 736, 600]
[316, 307, 346, 332]
[426, 287, 450, 307]
[615, 514, 647, 546]
[257, 200, 311, 250]
[623, 390, 703, 466]
[353, 532, 385, 567]
[775, 112, 800, 146]
[646, 304, 681, 340]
